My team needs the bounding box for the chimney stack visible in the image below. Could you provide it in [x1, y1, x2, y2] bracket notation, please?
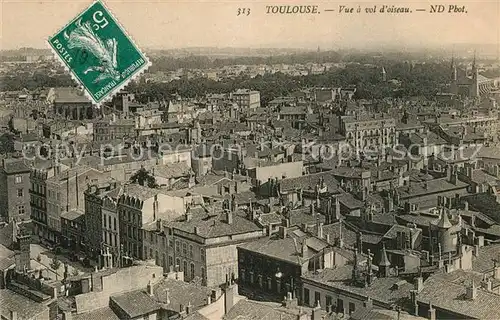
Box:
[10, 311, 18, 320]
[312, 300, 322, 320]
[147, 280, 153, 296]
[301, 241, 308, 258]
[62, 311, 72, 320]
[428, 303, 436, 320]
[317, 222, 323, 239]
[466, 280, 477, 300]
[226, 210, 233, 225]
[279, 226, 287, 239]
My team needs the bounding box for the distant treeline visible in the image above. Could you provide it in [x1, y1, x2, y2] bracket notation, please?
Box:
[131, 61, 450, 105]
[148, 51, 343, 72]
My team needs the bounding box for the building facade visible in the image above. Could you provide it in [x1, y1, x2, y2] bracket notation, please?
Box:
[0, 158, 31, 223]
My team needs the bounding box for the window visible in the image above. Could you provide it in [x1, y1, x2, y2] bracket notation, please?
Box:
[303, 288, 310, 306]
[189, 245, 193, 258]
[349, 302, 355, 315]
[17, 188, 23, 197]
[314, 292, 321, 306]
[176, 258, 180, 268]
[190, 263, 195, 279]
[337, 299, 344, 313]
[15, 176, 22, 184]
[18, 205, 25, 215]
[175, 241, 180, 253]
[200, 248, 205, 261]
[182, 243, 187, 256]
[169, 256, 173, 267]
[326, 295, 333, 309]
[183, 260, 188, 273]
[113, 218, 116, 231]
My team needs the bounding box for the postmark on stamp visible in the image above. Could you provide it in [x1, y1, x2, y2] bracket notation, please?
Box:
[48, 0, 151, 105]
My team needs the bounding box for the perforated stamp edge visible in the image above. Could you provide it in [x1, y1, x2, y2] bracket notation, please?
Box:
[47, 0, 152, 106]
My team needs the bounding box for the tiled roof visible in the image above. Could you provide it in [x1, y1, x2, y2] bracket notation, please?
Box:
[238, 229, 328, 265]
[397, 178, 468, 199]
[472, 244, 500, 273]
[153, 162, 193, 179]
[152, 278, 213, 312]
[2, 158, 30, 174]
[111, 289, 161, 318]
[322, 221, 357, 247]
[120, 184, 166, 202]
[60, 210, 84, 221]
[225, 299, 309, 320]
[0, 289, 49, 319]
[302, 266, 413, 306]
[52, 87, 91, 104]
[417, 270, 500, 319]
[73, 307, 120, 320]
[165, 206, 262, 239]
[279, 172, 341, 193]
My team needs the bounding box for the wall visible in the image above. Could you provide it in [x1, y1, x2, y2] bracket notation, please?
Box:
[74, 264, 163, 314]
[206, 244, 239, 287]
[249, 161, 303, 182]
[141, 194, 185, 224]
[302, 281, 384, 315]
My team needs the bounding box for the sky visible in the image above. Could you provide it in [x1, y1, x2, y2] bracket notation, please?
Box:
[1, 0, 499, 50]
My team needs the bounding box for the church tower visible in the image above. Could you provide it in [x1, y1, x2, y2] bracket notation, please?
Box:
[450, 55, 458, 95]
[471, 51, 479, 98]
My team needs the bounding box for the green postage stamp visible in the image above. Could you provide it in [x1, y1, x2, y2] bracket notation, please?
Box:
[48, 0, 151, 105]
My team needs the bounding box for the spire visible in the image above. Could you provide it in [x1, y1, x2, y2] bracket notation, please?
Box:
[379, 244, 391, 267]
[472, 50, 478, 79]
[451, 52, 457, 81]
[436, 209, 452, 229]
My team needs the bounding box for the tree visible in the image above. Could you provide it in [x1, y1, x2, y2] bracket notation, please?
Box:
[50, 257, 61, 270]
[130, 168, 158, 188]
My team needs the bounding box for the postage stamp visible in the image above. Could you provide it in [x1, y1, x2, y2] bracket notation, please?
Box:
[47, 0, 151, 105]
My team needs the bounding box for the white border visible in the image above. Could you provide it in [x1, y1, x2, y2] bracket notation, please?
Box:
[46, 0, 152, 107]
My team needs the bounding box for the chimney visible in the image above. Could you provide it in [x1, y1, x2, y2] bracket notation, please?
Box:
[416, 276, 424, 292]
[147, 280, 153, 296]
[223, 282, 235, 315]
[466, 280, 477, 300]
[10, 311, 18, 320]
[363, 297, 373, 310]
[428, 303, 436, 320]
[464, 201, 469, 211]
[279, 226, 287, 239]
[312, 300, 322, 320]
[494, 265, 500, 280]
[301, 241, 308, 258]
[317, 222, 323, 239]
[226, 209, 233, 225]
[164, 288, 170, 304]
[62, 311, 72, 320]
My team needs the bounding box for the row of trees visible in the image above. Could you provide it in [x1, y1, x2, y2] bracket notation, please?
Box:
[1, 72, 73, 91]
[1, 54, 451, 103]
[148, 51, 343, 73]
[131, 61, 450, 104]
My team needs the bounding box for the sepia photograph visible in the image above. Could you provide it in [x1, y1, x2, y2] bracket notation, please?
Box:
[0, 0, 500, 319]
